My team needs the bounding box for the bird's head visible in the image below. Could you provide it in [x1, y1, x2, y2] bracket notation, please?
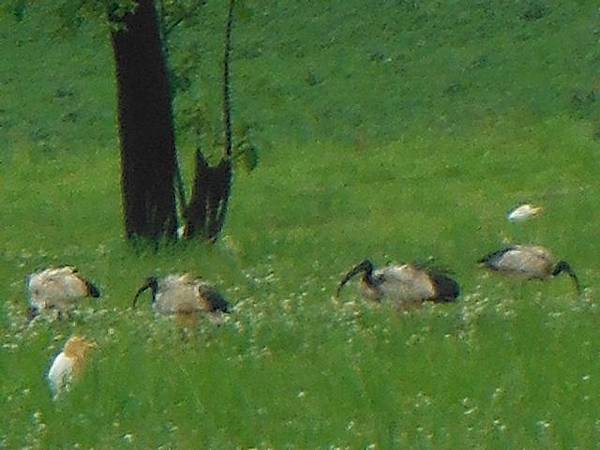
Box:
[531, 206, 544, 216]
[133, 276, 159, 307]
[336, 259, 375, 298]
[552, 261, 581, 294]
[63, 336, 97, 359]
[507, 203, 544, 222]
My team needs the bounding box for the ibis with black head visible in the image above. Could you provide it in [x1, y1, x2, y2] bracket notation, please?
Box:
[479, 244, 580, 292]
[133, 274, 230, 322]
[336, 259, 460, 308]
[26, 266, 101, 320]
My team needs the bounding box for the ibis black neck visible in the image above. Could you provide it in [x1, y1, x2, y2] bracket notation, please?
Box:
[336, 259, 375, 297]
[553, 261, 581, 293]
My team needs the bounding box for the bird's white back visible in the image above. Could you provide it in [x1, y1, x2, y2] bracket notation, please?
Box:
[495, 246, 553, 277]
[154, 275, 203, 315]
[376, 265, 436, 302]
[28, 267, 88, 310]
[507, 204, 543, 222]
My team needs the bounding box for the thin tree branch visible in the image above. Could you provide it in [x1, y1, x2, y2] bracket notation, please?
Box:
[223, 0, 235, 159]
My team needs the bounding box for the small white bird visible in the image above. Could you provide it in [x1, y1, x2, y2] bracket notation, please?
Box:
[507, 203, 543, 222]
[133, 274, 230, 325]
[26, 266, 101, 319]
[47, 336, 97, 399]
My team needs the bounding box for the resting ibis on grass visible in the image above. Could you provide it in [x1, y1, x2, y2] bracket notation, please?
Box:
[26, 266, 101, 319]
[507, 203, 543, 222]
[48, 335, 97, 399]
[336, 259, 460, 308]
[133, 274, 230, 323]
[479, 245, 580, 292]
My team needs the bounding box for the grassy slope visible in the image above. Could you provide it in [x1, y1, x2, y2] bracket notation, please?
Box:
[0, 0, 599, 448]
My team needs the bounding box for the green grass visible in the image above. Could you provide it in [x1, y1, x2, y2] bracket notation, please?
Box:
[1, 1, 599, 448]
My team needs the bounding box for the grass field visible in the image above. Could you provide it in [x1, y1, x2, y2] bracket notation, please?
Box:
[1, 1, 599, 448]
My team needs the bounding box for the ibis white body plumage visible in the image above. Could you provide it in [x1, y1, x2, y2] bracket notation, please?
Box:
[337, 259, 460, 307]
[48, 336, 96, 399]
[26, 266, 101, 319]
[479, 244, 580, 292]
[133, 274, 230, 318]
[507, 204, 543, 222]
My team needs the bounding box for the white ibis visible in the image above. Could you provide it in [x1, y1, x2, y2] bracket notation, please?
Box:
[26, 266, 101, 319]
[133, 274, 230, 322]
[479, 244, 580, 292]
[336, 259, 460, 307]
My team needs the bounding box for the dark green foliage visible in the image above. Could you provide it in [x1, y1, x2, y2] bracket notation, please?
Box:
[570, 89, 599, 119]
[8, 0, 28, 21]
[235, 139, 259, 173]
[522, 1, 548, 21]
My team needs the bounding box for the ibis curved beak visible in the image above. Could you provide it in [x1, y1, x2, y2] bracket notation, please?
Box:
[133, 282, 151, 308]
[553, 261, 581, 294]
[336, 259, 373, 298]
[569, 272, 581, 294]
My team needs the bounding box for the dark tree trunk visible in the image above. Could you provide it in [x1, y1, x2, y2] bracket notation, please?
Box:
[183, 152, 232, 241]
[181, 0, 235, 242]
[110, 0, 178, 242]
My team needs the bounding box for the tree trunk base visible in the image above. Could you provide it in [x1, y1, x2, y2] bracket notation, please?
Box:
[182, 151, 232, 242]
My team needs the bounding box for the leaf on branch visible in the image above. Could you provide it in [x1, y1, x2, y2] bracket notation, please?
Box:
[234, 141, 259, 173]
[7, 0, 28, 22]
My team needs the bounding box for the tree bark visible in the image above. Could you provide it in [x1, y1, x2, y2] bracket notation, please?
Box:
[110, 0, 178, 241]
[184, 152, 232, 241]
[181, 0, 235, 242]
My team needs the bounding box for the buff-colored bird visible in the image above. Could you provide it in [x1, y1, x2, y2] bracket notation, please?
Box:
[47, 336, 97, 399]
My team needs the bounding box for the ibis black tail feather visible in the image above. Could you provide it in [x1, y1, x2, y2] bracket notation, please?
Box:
[85, 281, 101, 298]
[200, 286, 231, 313]
[429, 272, 460, 303]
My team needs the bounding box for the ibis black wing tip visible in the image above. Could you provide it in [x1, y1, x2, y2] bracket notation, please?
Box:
[430, 272, 460, 303]
[200, 285, 231, 313]
[478, 246, 514, 265]
[87, 281, 101, 298]
[215, 296, 231, 314]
